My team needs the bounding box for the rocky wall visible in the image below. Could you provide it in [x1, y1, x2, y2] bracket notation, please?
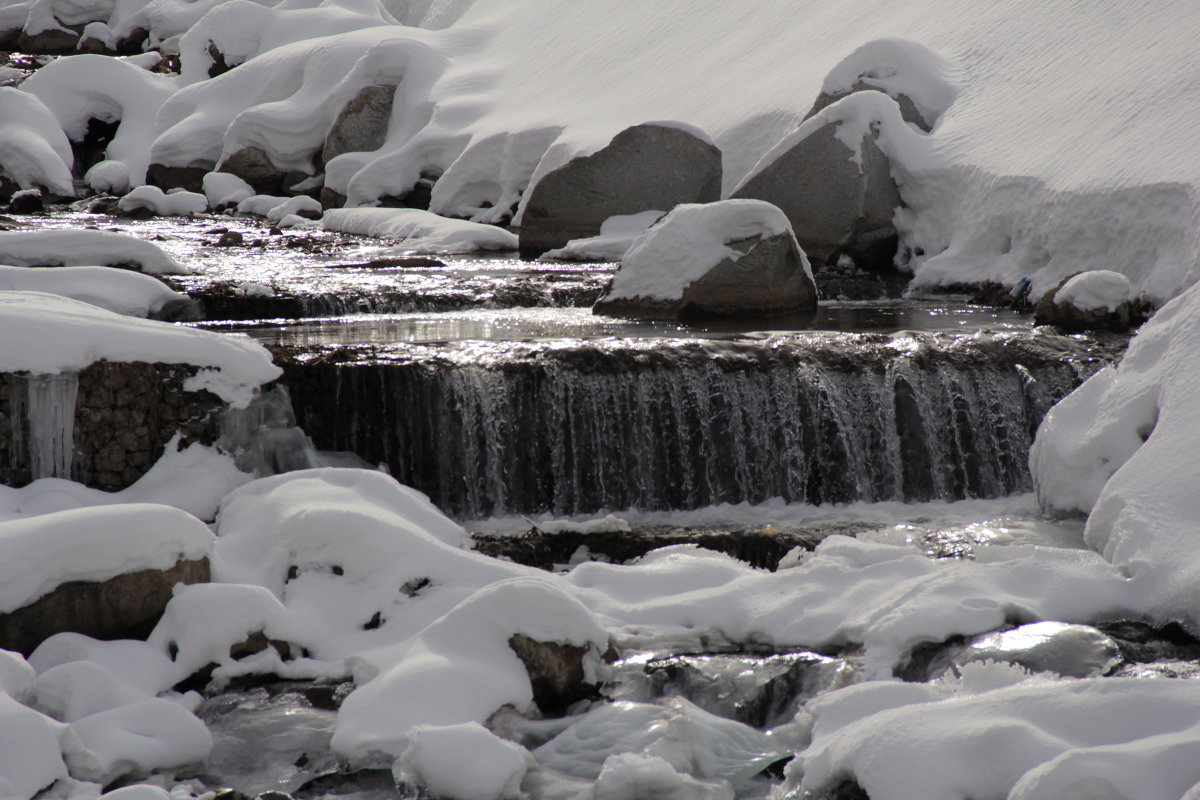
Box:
[1, 360, 226, 490]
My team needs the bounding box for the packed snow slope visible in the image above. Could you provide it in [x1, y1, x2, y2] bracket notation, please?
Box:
[358, 0, 1200, 302]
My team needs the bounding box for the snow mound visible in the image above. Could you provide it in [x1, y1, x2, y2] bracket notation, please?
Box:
[394, 722, 532, 800]
[602, 200, 803, 303]
[817, 37, 959, 130]
[1031, 280, 1200, 627]
[799, 677, 1200, 800]
[0, 230, 187, 275]
[0, 291, 280, 406]
[118, 185, 208, 216]
[20, 54, 176, 190]
[0, 503, 212, 614]
[62, 697, 213, 784]
[202, 171, 254, 210]
[1052, 269, 1132, 312]
[322, 208, 518, 253]
[0, 88, 74, 196]
[0, 693, 67, 800]
[32, 660, 150, 722]
[0, 265, 189, 318]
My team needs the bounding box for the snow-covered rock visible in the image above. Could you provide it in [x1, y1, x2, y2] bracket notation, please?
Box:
[0, 230, 187, 274]
[394, 722, 533, 800]
[201, 171, 254, 211]
[0, 291, 280, 406]
[117, 185, 207, 216]
[518, 123, 721, 256]
[734, 92, 910, 270]
[0, 692, 68, 800]
[62, 697, 213, 783]
[0, 265, 196, 320]
[540, 210, 664, 262]
[594, 200, 816, 319]
[0, 88, 74, 198]
[1034, 269, 1136, 332]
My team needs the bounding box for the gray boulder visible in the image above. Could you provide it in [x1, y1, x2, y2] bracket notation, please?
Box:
[0, 557, 209, 655]
[594, 200, 817, 321]
[322, 84, 395, 165]
[807, 80, 932, 132]
[518, 123, 721, 257]
[732, 96, 902, 271]
[218, 145, 312, 196]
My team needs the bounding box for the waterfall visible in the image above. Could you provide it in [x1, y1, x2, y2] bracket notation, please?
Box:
[9, 373, 79, 480]
[282, 331, 1119, 519]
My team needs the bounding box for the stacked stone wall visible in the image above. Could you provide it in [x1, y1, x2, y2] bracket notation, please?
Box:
[1, 361, 226, 490]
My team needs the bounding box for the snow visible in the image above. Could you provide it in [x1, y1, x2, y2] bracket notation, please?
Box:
[394, 722, 532, 800]
[818, 37, 958, 130]
[62, 697, 213, 784]
[1052, 269, 1133, 312]
[0, 693, 68, 800]
[540, 210, 664, 263]
[201, 171, 254, 210]
[0, 266, 189, 318]
[20, 55, 176, 191]
[603, 200, 805, 303]
[33, 661, 150, 722]
[321, 208, 518, 253]
[797, 676, 1200, 800]
[0, 503, 212, 614]
[0, 88, 74, 196]
[0, 292, 280, 406]
[0, 230, 187, 275]
[118, 186, 207, 216]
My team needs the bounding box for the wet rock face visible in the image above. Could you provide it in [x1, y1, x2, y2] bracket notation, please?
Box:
[733, 113, 901, 271]
[0, 557, 209, 655]
[508, 634, 600, 716]
[219, 146, 312, 196]
[518, 123, 722, 257]
[0, 361, 225, 491]
[594, 232, 818, 320]
[148, 163, 212, 194]
[322, 84, 395, 165]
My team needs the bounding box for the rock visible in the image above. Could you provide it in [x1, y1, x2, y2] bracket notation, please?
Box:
[322, 84, 394, 165]
[507, 633, 600, 716]
[1034, 270, 1137, 332]
[8, 189, 44, 214]
[218, 145, 310, 196]
[0, 558, 210, 655]
[17, 27, 79, 55]
[733, 95, 903, 271]
[593, 199, 817, 320]
[518, 122, 722, 257]
[808, 79, 931, 131]
[147, 163, 211, 194]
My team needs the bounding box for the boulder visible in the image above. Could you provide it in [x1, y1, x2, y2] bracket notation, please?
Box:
[322, 84, 395, 165]
[518, 122, 721, 257]
[733, 95, 903, 271]
[0, 558, 210, 655]
[147, 162, 211, 194]
[507, 633, 600, 716]
[1034, 270, 1137, 332]
[17, 27, 79, 55]
[217, 145, 311, 196]
[593, 199, 817, 320]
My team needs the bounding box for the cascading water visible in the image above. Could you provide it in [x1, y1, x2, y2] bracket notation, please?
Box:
[9, 373, 79, 480]
[281, 329, 1120, 519]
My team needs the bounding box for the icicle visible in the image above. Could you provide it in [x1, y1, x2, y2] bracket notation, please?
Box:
[16, 373, 79, 480]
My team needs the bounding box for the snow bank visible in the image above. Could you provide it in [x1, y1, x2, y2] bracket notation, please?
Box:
[602, 200, 804, 302]
[798, 675, 1200, 800]
[0, 230, 187, 275]
[63, 697, 212, 783]
[0, 292, 280, 406]
[21, 55, 177, 191]
[394, 722, 532, 800]
[0, 265, 189, 318]
[0, 503, 212, 614]
[0, 88, 74, 196]
[0, 693, 67, 800]
[1031, 280, 1200, 626]
[322, 208, 517, 253]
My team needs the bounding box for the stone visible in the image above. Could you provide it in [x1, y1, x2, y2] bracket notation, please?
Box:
[507, 633, 600, 716]
[17, 27, 79, 55]
[733, 99, 903, 271]
[0, 557, 209, 655]
[807, 79, 933, 131]
[1034, 271, 1138, 333]
[8, 189, 44, 214]
[147, 162, 211, 194]
[593, 201, 818, 320]
[321, 84, 394, 165]
[218, 145, 300, 196]
[518, 123, 722, 257]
